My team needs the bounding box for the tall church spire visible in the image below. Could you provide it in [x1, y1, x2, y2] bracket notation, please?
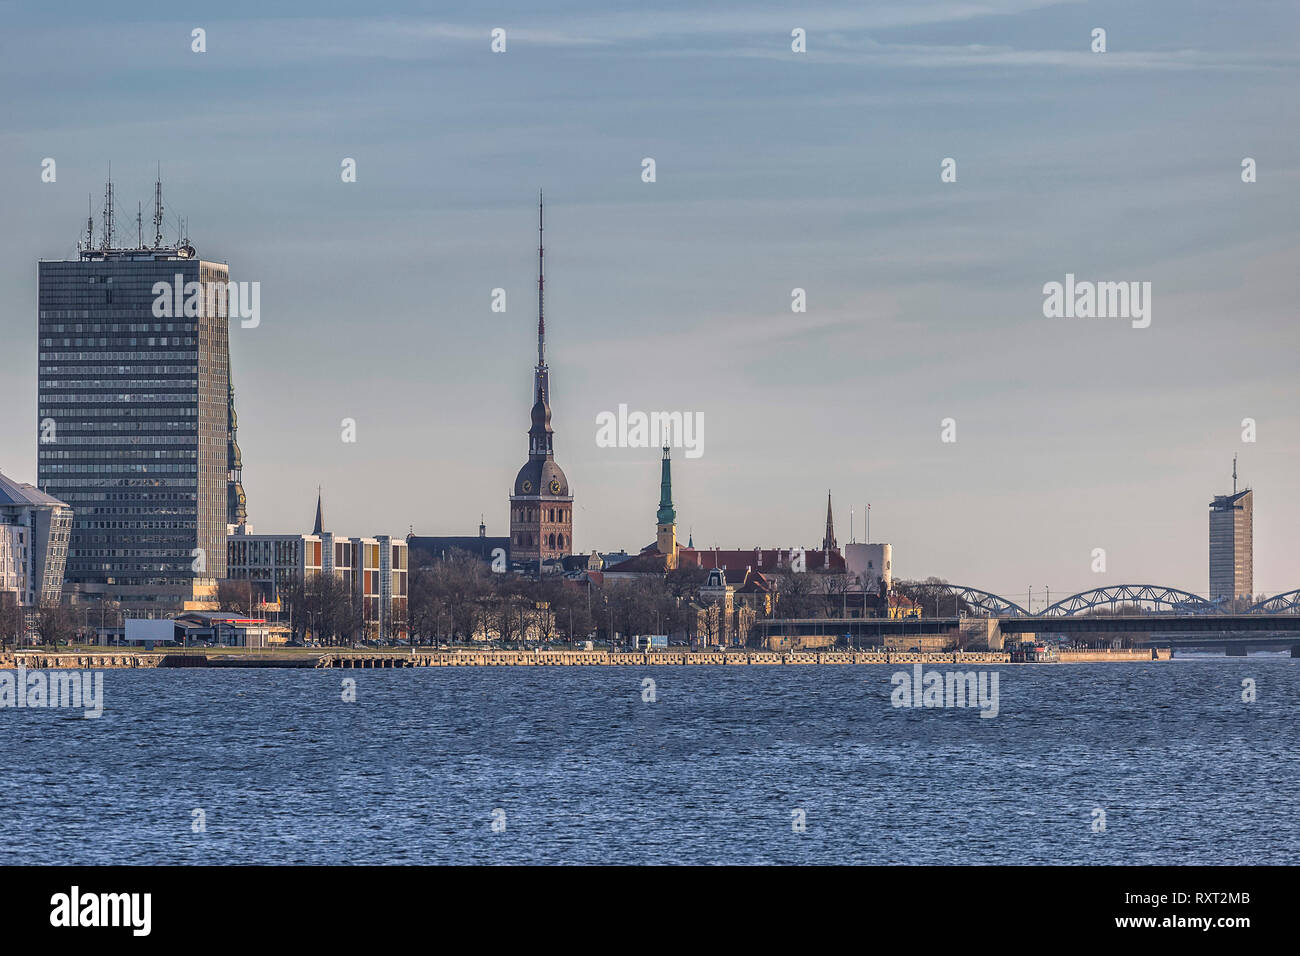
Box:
[822, 490, 837, 553]
[313, 486, 324, 535]
[510, 193, 573, 569]
[657, 444, 676, 525]
[535, 191, 548, 402]
[656, 445, 678, 569]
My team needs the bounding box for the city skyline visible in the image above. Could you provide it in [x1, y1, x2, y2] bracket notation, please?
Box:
[3, 1, 1298, 599]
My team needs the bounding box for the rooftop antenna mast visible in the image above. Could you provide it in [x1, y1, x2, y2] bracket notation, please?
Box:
[101, 164, 115, 250]
[136, 201, 143, 248]
[1233, 455, 1238, 495]
[83, 194, 93, 249]
[152, 163, 164, 248]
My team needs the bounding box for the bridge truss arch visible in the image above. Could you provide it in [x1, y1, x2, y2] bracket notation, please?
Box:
[1036, 585, 1218, 617]
[933, 585, 1029, 617]
[937, 584, 1229, 617]
[1249, 590, 1300, 614]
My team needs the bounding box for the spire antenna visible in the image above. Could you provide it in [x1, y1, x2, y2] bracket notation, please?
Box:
[1233, 454, 1238, 495]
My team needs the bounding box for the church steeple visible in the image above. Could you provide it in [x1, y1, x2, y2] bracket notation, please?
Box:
[822, 490, 837, 553]
[657, 445, 675, 525]
[656, 445, 678, 569]
[510, 193, 573, 569]
[313, 486, 324, 535]
[535, 191, 549, 404]
[528, 192, 554, 460]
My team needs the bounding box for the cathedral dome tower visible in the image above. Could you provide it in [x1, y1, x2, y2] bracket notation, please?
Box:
[509, 194, 573, 571]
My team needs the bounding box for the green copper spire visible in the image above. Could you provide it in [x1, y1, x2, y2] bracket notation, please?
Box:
[657, 445, 675, 525]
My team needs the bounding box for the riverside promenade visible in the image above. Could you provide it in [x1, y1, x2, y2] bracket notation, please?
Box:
[0, 647, 1168, 670]
[315, 649, 1015, 668]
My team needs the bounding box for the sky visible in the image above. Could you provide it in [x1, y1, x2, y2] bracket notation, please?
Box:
[1, 0, 1297, 606]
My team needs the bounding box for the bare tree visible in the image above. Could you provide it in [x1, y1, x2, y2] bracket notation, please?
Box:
[35, 603, 77, 648]
[216, 579, 255, 615]
[0, 593, 24, 649]
[774, 572, 821, 618]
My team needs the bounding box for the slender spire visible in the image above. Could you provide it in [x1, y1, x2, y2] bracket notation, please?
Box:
[537, 191, 546, 378]
[822, 490, 837, 553]
[527, 192, 554, 460]
[1233, 454, 1238, 495]
[313, 486, 324, 535]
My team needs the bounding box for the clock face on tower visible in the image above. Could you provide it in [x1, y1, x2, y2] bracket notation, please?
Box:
[549, 478, 561, 494]
[521, 480, 533, 493]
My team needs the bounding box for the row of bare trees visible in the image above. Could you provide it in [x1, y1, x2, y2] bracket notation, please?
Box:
[0, 594, 93, 649]
[403, 551, 711, 646]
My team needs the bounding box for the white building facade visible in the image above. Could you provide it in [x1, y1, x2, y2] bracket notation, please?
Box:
[0, 471, 72, 608]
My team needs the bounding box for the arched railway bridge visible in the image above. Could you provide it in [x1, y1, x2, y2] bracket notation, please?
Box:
[934, 584, 1300, 618]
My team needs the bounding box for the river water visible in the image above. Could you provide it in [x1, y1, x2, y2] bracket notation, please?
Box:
[2, 659, 1295, 864]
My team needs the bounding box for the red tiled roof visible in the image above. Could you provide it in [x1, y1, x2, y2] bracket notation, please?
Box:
[677, 547, 844, 574]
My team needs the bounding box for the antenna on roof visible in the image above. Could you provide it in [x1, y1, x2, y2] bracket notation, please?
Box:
[136, 201, 143, 248]
[153, 163, 164, 249]
[82, 194, 93, 250]
[1233, 454, 1238, 495]
[101, 164, 115, 250]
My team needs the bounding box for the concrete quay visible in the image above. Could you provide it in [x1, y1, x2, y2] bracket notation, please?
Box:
[0, 647, 1171, 670]
[314, 649, 1014, 668]
[1, 651, 164, 670]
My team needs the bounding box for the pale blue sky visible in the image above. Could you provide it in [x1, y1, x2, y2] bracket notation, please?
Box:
[2, 1, 1298, 603]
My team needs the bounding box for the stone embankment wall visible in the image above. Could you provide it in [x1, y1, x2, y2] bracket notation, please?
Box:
[315, 650, 1013, 668]
[1, 652, 164, 669]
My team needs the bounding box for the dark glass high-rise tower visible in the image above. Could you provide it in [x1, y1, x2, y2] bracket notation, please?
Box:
[1209, 459, 1253, 605]
[36, 188, 238, 614]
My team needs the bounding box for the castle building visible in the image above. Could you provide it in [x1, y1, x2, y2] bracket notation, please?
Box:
[509, 196, 573, 571]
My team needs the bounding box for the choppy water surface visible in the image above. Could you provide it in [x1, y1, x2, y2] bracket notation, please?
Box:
[2, 660, 1296, 864]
